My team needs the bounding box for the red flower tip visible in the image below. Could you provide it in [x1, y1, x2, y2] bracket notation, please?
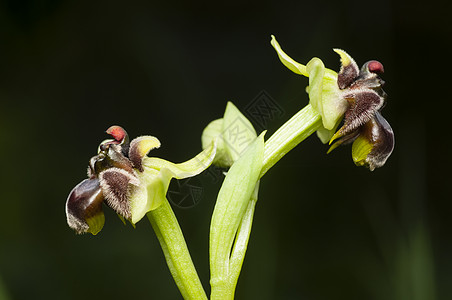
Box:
[368, 60, 384, 74]
[106, 125, 127, 142]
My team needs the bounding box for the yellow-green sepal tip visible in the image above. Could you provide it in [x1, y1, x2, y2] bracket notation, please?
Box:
[270, 35, 308, 76]
[86, 213, 105, 235]
[351, 135, 373, 167]
[333, 48, 353, 67]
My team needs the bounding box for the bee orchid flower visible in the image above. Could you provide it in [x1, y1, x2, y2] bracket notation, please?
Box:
[271, 35, 394, 170]
[66, 125, 217, 235]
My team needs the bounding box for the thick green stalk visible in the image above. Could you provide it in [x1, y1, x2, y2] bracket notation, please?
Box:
[261, 103, 322, 177]
[148, 198, 207, 300]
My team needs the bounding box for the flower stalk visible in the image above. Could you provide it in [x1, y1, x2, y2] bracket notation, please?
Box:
[147, 198, 207, 300]
[261, 104, 322, 177]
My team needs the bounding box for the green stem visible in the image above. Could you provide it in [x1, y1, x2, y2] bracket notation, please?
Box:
[210, 104, 322, 300]
[261, 103, 322, 177]
[147, 198, 207, 300]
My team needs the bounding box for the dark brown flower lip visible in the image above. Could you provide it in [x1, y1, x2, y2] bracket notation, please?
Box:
[329, 52, 394, 170]
[364, 111, 394, 166]
[332, 55, 387, 139]
[66, 178, 105, 234]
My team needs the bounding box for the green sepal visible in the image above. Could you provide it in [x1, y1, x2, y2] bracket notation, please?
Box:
[271, 35, 347, 141]
[129, 141, 217, 224]
[316, 117, 344, 144]
[270, 35, 308, 76]
[306, 58, 344, 131]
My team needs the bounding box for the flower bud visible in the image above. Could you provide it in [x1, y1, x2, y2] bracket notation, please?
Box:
[202, 119, 233, 168]
[201, 102, 257, 167]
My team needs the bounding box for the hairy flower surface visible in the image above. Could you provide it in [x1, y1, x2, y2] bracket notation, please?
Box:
[271, 36, 394, 170]
[66, 126, 216, 234]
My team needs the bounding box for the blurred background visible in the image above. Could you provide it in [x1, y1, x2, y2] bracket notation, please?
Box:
[0, 0, 451, 299]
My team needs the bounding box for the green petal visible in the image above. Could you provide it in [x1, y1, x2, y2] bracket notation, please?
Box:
[270, 35, 308, 76]
[130, 136, 161, 158]
[306, 58, 344, 131]
[142, 140, 217, 179]
[333, 48, 355, 68]
[129, 141, 217, 224]
[320, 77, 345, 130]
[306, 58, 325, 117]
[130, 168, 171, 224]
[316, 124, 337, 144]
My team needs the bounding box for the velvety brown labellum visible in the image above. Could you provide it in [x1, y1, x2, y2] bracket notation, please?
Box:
[66, 178, 105, 234]
[340, 90, 384, 136]
[333, 58, 386, 141]
[362, 111, 394, 170]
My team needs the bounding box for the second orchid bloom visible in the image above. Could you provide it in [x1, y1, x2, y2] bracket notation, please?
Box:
[271, 36, 394, 170]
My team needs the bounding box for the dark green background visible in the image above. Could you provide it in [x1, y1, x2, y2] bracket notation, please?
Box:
[1, 0, 451, 299]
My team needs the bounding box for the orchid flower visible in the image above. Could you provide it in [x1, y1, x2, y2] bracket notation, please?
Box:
[271, 35, 394, 170]
[66, 125, 216, 235]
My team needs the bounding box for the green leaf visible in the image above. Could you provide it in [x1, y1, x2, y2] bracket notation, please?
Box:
[210, 132, 264, 297]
